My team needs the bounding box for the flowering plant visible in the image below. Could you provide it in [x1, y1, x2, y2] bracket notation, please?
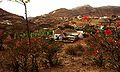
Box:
[83, 17, 120, 71]
[2, 30, 62, 72]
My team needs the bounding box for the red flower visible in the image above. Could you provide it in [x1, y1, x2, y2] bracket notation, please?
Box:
[104, 29, 112, 36]
[100, 41, 104, 45]
[83, 16, 90, 21]
[115, 22, 120, 26]
[15, 40, 21, 47]
[48, 45, 52, 49]
[93, 50, 99, 55]
[31, 38, 37, 43]
[107, 38, 113, 43]
[95, 30, 100, 34]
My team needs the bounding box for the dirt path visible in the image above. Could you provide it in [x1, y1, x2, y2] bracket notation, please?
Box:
[42, 38, 115, 72]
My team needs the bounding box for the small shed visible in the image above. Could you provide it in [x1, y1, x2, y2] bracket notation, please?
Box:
[53, 29, 65, 40]
[63, 29, 79, 39]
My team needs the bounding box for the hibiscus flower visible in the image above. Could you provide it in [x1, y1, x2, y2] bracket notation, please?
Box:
[104, 29, 112, 36]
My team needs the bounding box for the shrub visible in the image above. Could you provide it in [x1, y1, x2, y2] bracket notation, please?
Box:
[65, 44, 84, 56]
[83, 19, 120, 71]
[65, 45, 77, 55]
[1, 33, 62, 72]
[39, 38, 62, 67]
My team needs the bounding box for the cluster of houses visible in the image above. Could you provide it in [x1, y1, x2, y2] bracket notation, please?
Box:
[36, 15, 120, 42]
[52, 29, 84, 42]
[58, 15, 120, 21]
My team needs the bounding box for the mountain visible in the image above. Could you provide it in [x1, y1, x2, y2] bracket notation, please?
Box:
[29, 15, 62, 28]
[95, 6, 120, 16]
[48, 5, 120, 17]
[48, 5, 95, 17]
[30, 5, 120, 28]
[49, 8, 74, 17]
[0, 8, 36, 32]
[72, 5, 95, 16]
[0, 8, 24, 20]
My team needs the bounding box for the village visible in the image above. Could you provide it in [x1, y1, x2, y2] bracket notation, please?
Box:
[0, 2, 120, 72]
[35, 15, 120, 43]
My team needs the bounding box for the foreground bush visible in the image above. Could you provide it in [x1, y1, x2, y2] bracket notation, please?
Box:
[0, 33, 62, 72]
[65, 44, 84, 56]
[83, 18, 120, 71]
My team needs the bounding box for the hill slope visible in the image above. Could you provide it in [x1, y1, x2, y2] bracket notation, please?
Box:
[0, 8, 36, 32]
[48, 5, 120, 17]
[30, 5, 120, 28]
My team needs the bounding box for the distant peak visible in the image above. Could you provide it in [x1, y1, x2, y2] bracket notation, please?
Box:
[83, 5, 92, 7]
[55, 8, 69, 11]
[73, 5, 93, 10]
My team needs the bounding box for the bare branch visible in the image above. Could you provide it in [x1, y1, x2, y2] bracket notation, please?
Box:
[15, 0, 24, 4]
[7, 0, 30, 4]
[20, 0, 30, 3]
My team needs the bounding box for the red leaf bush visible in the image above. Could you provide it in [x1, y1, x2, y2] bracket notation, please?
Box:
[83, 17, 120, 71]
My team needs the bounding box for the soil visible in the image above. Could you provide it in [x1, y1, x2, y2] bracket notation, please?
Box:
[41, 38, 115, 72]
[0, 38, 116, 72]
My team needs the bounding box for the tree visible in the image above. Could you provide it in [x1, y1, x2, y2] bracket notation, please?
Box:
[0, 1, 33, 72]
[8, 0, 31, 46]
[0, 0, 31, 46]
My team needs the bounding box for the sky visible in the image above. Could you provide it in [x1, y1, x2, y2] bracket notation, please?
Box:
[0, 0, 120, 17]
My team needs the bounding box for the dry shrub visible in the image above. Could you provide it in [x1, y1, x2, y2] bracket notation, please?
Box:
[65, 44, 85, 56]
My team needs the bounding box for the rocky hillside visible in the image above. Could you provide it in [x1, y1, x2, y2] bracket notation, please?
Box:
[95, 6, 120, 16]
[0, 8, 36, 32]
[0, 8, 24, 20]
[48, 5, 120, 17]
[48, 8, 75, 17]
[30, 5, 120, 28]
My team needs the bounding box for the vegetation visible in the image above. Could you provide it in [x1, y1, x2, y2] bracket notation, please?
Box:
[18, 29, 53, 38]
[82, 16, 120, 71]
[65, 44, 84, 56]
[0, 0, 120, 71]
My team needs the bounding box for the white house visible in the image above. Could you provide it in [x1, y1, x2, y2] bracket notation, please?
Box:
[53, 28, 85, 42]
[77, 31, 84, 38]
[53, 29, 64, 41]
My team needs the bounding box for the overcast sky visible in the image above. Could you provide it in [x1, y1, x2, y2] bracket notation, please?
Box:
[0, 0, 120, 17]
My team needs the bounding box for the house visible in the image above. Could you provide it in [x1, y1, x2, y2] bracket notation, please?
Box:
[53, 29, 84, 42]
[76, 15, 82, 20]
[99, 16, 109, 19]
[63, 29, 79, 38]
[77, 31, 84, 38]
[64, 29, 84, 38]
[53, 29, 65, 41]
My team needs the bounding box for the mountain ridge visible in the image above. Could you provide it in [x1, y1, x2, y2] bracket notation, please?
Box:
[0, 8, 36, 32]
[48, 5, 120, 17]
[1, 5, 120, 30]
